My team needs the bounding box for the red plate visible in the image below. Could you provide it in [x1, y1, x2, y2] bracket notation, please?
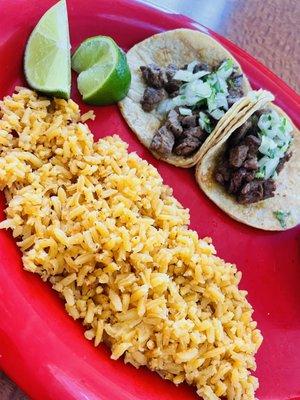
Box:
[0, 1, 299, 399]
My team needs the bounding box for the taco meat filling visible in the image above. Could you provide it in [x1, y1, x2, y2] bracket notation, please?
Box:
[140, 59, 245, 157]
[215, 109, 293, 204]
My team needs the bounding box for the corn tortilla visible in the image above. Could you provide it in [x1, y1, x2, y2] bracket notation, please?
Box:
[119, 28, 252, 167]
[196, 100, 300, 231]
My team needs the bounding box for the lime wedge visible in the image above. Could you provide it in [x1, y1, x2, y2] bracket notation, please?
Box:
[71, 36, 131, 105]
[24, 0, 71, 99]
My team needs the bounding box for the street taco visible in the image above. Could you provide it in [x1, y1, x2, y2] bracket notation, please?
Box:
[119, 28, 253, 167]
[196, 99, 300, 230]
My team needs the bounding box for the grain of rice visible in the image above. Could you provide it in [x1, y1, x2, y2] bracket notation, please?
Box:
[0, 88, 263, 400]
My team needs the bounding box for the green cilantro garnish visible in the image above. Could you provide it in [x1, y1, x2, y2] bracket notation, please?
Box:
[273, 210, 290, 228]
[255, 170, 265, 179]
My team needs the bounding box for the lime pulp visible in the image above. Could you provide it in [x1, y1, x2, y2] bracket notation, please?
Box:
[71, 36, 131, 105]
[24, 0, 71, 99]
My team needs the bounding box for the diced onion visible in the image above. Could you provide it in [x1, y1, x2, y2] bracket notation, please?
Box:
[216, 75, 229, 96]
[215, 92, 228, 110]
[257, 111, 293, 178]
[216, 59, 234, 79]
[184, 80, 212, 99]
[174, 65, 210, 82]
[173, 70, 195, 82]
[187, 61, 198, 72]
[157, 99, 174, 114]
[258, 156, 269, 168]
[258, 135, 277, 157]
[173, 81, 212, 109]
[278, 117, 293, 136]
[258, 114, 272, 131]
[248, 90, 265, 102]
[172, 96, 190, 107]
[207, 92, 217, 112]
[199, 112, 212, 133]
[264, 156, 280, 179]
[178, 107, 192, 116]
[210, 108, 225, 120]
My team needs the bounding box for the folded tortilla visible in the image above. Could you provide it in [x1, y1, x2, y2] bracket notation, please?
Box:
[119, 28, 253, 167]
[195, 98, 300, 231]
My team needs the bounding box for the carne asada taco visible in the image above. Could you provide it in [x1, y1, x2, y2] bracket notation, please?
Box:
[196, 98, 300, 231]
[119, 28, 253, 167]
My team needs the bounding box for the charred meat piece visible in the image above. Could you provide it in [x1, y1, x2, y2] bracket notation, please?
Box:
[215, 158, 231, 185]
[230, 73, 243, 88]
[185, 126, 207, 141]
[229, 144, 249, 168]
[229, 168, 247, 193]
[165, 64, 181, 95]
[237, 178, 276, 204]
[237, 180, 264, 204]
[228, 119, 253, 146]
[166, 110, 183, 138]
[227, 73, 244, 106]
[141, 87, 166, 112]
[276, 152, 292, 174]
[168, 89, 180, 98]
[150, 126, 175, 155]
[227, 89, 244, 107]
[244, 170, 256, 182]
[243, 156, 259, 170]
[173, 127, 206, 157]
[173, 136, 201, 157]
[181, 114, 198, 128]
[244, 135, 261, 156]
[263, 179, 276, 199]
[140, 64, 167, 88]
[165, 64, 178, 80]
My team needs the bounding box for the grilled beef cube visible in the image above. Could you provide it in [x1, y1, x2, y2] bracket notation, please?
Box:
[263, 179, 276, 199]
[165, 64, 178, 80]
[150, 126, 175, 155]
[238, 180, 264, 204]
[244, 135, 261, 156]
[229, 168, 247, 193]
[243, 156, 259, 170]
[173, 127, 206, 157]
[141, 87, 166, 112]
[227, 72, 244, 106]
[181, 114, 198, 128]
[276, 152, 292, 174]
[140, 64, 167, 88]
[173, 136, 201, 157]
[215, 159, 231, 185]
[166, 110, 183, 138]
[165, 64, 181, 95]
[244, 170, 256, 182]
[229, 144, 249, 168]
[228, 119, 253, 146]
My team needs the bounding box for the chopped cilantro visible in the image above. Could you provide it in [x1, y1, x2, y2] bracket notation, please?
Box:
[255, 170, 265, 179]
[199, 112, 212, 133]
[273, 210, 290, 228]
[219, 58, 234, 71]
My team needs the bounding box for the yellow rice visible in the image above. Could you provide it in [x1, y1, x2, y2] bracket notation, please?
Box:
[0, 87, 263, 400]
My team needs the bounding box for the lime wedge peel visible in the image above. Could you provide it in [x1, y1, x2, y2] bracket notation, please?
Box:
[71, 36, 131, 105]
[24, 0, 71, 99]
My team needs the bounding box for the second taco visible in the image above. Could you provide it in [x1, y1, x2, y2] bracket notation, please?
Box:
[195, 95, 300, 231]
